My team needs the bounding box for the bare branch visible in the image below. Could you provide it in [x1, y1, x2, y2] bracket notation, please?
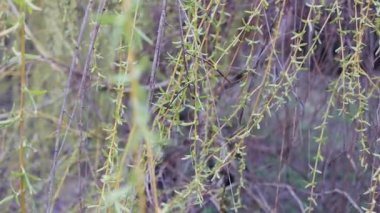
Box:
[148, 0, 167, 106]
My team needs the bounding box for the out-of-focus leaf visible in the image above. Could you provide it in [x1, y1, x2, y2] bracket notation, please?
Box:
[0, 194, 14, 206]
[134, 27, 153, 45]
[0, 113, 20, 129]
[25, 0, 42, 11]
[0, 22, 19, 37]
[28, 89, 47, 96]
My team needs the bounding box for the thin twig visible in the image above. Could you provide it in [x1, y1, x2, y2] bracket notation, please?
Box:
[46, 1, 94, 212]
[18, 10, 27, 213]
[184, 51, 232, 84]
[244, 186, 271, 212]
[177, 0, 190, 78]
[317, 189, 363, 213]
[147, 3, 167, 210]
[76, 0, 108, 211]
[148, 0, 167, 106]
[259, 182, 305, 213]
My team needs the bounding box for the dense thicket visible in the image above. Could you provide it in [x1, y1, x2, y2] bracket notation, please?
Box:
[1, 0, 380, 212]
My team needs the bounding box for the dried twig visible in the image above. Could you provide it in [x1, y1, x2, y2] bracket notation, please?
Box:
[259, 182, 305, 213]
[148, 0, 167, 106]
[317, 189, 363, 213]
[46, 1, 94, 212]
[76, 0, 108, 211]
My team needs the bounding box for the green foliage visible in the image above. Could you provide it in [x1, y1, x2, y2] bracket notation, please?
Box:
[1, 0, 380, 212]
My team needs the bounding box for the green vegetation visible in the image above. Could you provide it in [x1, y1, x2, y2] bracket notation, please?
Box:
[1, 0, 380, 212]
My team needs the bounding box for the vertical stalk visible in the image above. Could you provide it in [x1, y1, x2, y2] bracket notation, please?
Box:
[18, 13, 27, 213]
